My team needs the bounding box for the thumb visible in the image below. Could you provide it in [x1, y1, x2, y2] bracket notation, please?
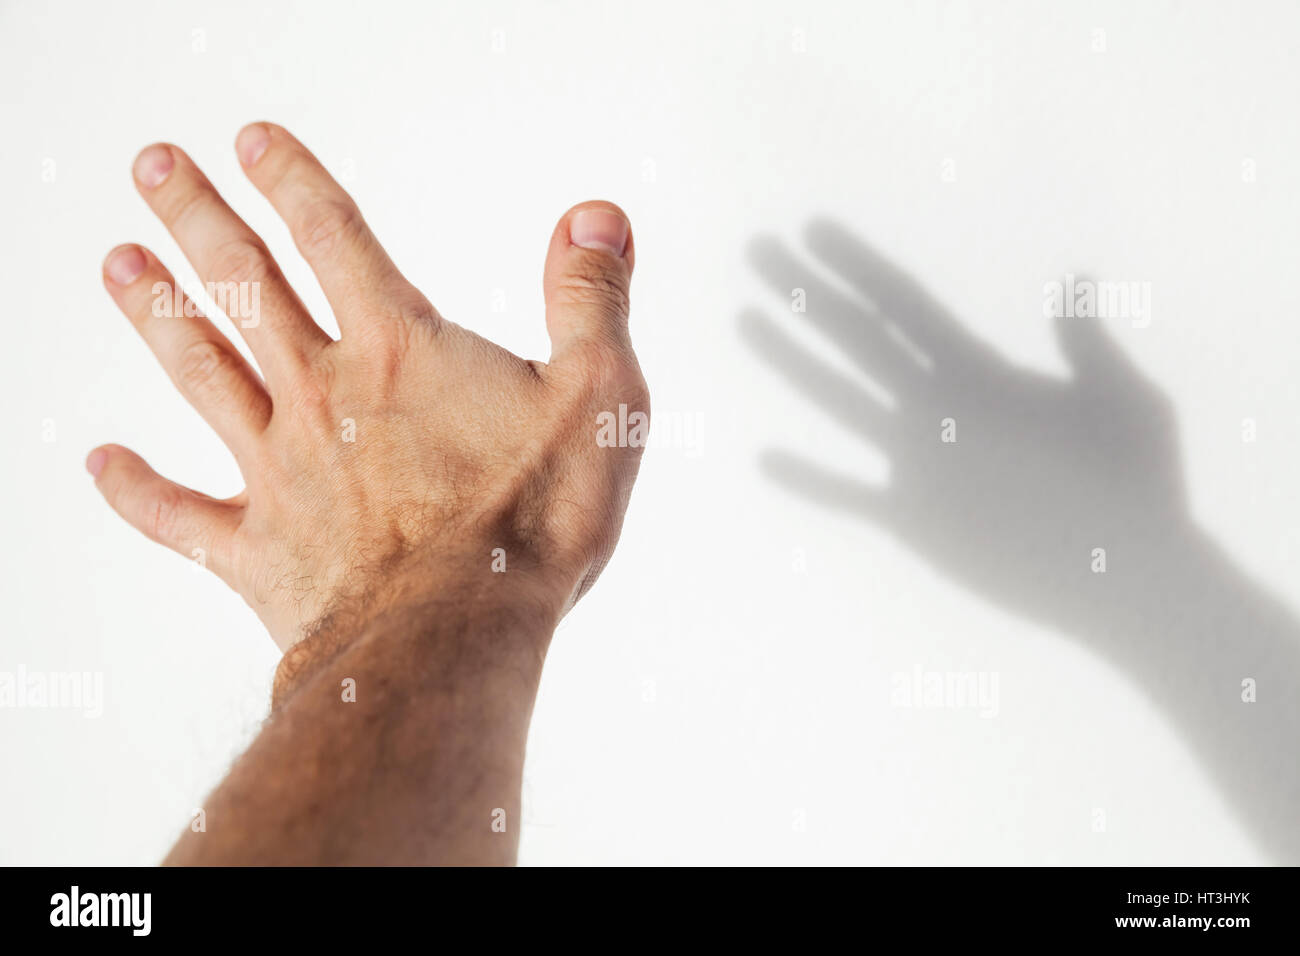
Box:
[1055, 313, 1147, 388]
[543, 201, 635, 363]
[1052, 275, 1143, 384]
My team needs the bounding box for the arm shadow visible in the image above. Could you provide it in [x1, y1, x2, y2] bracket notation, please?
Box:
[741, 219, 1300, 863]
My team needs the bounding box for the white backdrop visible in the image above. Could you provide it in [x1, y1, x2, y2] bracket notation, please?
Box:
[2, 0, 1298, 865]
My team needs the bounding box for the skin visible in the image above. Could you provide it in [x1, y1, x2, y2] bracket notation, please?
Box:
[88, 123, 649, 865]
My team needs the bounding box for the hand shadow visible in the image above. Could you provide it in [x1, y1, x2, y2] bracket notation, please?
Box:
[742, 220, 1300, 863]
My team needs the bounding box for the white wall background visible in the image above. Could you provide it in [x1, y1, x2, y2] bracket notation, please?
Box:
[1, 0, 1297, 865]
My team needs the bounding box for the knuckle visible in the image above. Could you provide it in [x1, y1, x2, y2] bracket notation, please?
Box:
[166, 187, 212, 232]
[289, 354, 335, 415]
[143, 484, 187, 543]
[553, 264, 630, 318]
[566, 340, 648, 404]
[624, 375, 651, 416]
[175, 339, 239, 401]
[295, 197, 363, 260]
[355, 291, 440, 381]
[395, 290, 440, 329]
[207, 238, 273, 288]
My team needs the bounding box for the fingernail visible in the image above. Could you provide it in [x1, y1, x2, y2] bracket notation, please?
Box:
[105, 246, 146, 285]
[236, 124, 270, 167]
[85, 448, 108, 478]
[133, 145, 174, 188]
[570, 208, 629, 256]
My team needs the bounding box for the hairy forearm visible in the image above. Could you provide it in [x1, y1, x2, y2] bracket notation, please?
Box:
[164, 586, 553, 866]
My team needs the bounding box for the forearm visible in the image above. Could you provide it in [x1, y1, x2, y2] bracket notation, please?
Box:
[1095, 524, 1300, 862]
[164, 583, 554, 866]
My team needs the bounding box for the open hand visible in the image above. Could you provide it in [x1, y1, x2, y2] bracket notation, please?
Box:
[91, 124, 649, 655]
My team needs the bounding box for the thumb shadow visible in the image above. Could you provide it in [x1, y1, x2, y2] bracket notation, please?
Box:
[741, 220, 1300, 863]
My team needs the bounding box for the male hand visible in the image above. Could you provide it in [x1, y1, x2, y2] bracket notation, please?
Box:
[91, 123, 649, 664]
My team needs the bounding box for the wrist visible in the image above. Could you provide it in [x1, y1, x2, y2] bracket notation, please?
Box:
[272, 548, 561, 708]
[1087, 521, 1296, 672]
